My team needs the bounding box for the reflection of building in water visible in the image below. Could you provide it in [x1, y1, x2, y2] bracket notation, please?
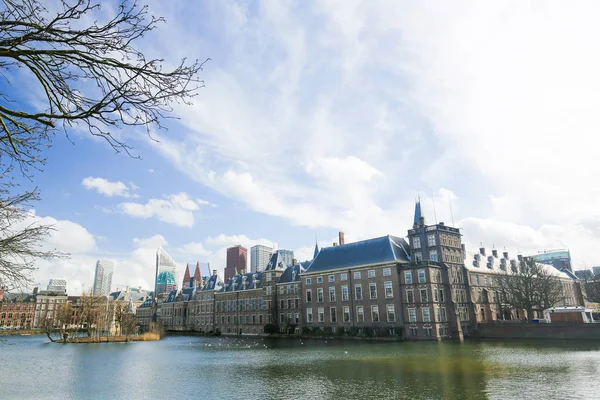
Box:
[529, 249, 572, 272]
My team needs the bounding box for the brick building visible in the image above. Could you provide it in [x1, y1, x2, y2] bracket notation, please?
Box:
[0, 293, 36, 330]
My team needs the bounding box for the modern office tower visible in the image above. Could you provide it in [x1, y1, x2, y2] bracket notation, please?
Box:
[92, 260, 114, 296]
[47, 279, 67, 294]
[154, 247, 180, 296]
[530, 249, 573, 272]
[250, 245, 273, 272]
[225, 245, 247, 281]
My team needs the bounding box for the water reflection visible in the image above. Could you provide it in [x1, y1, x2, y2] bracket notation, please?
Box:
[1, 336, 600, 399]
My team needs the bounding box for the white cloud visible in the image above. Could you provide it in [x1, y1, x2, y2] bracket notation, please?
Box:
[82, 177, 139, 198]
[178, 241, 212, 257]
[119, 193, 208, 227]
[125, 1, 600, 268]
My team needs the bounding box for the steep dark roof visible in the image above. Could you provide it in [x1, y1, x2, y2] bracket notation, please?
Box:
[138, 298, 153, 309]
[220, 272, 264, 292]
[304, 235, 410, 274]
[264, 251, 290, 271]
[201, 274, 223, 292]
[278, 264, 306, 284]
[414, 200, 422, 225]
[163, 290, 178, 303]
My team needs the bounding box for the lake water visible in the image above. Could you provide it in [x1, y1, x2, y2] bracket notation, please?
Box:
[1, 335, 600, 399]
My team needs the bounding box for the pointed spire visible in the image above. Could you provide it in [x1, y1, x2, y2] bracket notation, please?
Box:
[183, 263, 191, 289]
[313, 241, 320, 260]
[193, 262, 202, 286]
[413, 197, 423, 226]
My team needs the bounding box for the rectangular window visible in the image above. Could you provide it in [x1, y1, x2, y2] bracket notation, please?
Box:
[441, 307, 447, 322]
[422, 308, 431, 322]
[266, 286, 272, 295]
[295, 313, 299, 324]
[306, 289, 312, 302]
[383, 268, 391, 276]
[354, 271, 361, 279]
[342, 285, 349, 301]
[424, 327, 432, 337]
[418, 269, 426, 283]
[420, 288, 428, 303]
[318, 307, 324, 323]
[266, 273, 272, 282]
[287, 299, 291, 309]
[368, 270, 376, 278]
[317, 276, 323, 284]
[369, 283, 377, 299]
[406, 289, 414, 303]
[439, 288, 445, 302]
[279, 286, 284, 295]
[329, 287, 336, 302]
[341, 273, 348, 281]
[436, 307, 441, 322]
[384, 281, 393, 298]
[343, 306, 350, 322]
[387, 304, 396, 322]
[307, 308, 313, 323]
[306, 278, 312, 285]
[357, 306, 364, 322]
[429, 250, 438, 262]
[405, 271, 413, 284]
[329, 275, 335, 283]
[433, 288, 439, 302]
[413, 236, 421, 249]
[280, 314, 285, 324]
[475, 275, 480, 285]
[355, 285, 363, 300]
[294, 298, 299, 308]
[317, 288, 324, 302]
[428, 234, 436, 246]
[415, 252, 422, 261]
[330, 307, 337, 323]
[280, 299, 285, 310]
[371, 305, 380, 322]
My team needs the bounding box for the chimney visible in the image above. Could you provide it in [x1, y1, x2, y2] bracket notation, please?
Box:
[339, 231, 345, 245]
[116, 287, 120, 292]
[479, 247, 486, 256]
[292, 258, 298, 266]
[492, 249, 498, 258]
[333, 242, 338, 247]
[212, 269, 217, 276]
[503, 251, 509, 260]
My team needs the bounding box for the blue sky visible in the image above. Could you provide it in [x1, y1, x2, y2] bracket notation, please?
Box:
[12, 0, 600, 294]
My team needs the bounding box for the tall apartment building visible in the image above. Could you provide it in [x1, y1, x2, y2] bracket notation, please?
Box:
[250, 245, 273, 272]
[225, 245, 247, 282]
[92, 260, 114, 296]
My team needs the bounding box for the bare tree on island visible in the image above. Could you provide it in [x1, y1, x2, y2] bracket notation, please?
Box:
[496, 258, 566, 320]
[0, 0, 206, 287]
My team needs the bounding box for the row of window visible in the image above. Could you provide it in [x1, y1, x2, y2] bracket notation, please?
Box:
[217, 314, 271, 325]
[412, 234, 437, 249]
[216, 298, 265, 312]
[413, 250, 439, 262]
[278, 284, 300, 295]
[306, 282, 394, 302]
[407, 306, 447, 323]
[305, 268, 393, 285]
[279, 313, 300, 324]
[306, 305, 397, 324]
[405, 287, 445, 303]
[280, 298, 300, 309]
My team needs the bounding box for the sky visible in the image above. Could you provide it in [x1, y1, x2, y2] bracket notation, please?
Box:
[6, 0, 600, 294]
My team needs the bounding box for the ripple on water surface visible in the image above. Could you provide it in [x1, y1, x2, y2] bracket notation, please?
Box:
[2, 335, 600, 399]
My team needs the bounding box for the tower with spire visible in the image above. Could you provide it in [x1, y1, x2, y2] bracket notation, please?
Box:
[182, 263, 191, 289]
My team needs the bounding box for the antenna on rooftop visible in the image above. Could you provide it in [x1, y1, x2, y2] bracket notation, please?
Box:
[431, 189, 438, 224]
[448, 193, 456, 227]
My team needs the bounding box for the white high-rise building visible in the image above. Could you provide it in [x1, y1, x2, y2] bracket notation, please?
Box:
[250, 245, 273, 272]
[155, 247, 180, 290]
[93, 260, 114, 296]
